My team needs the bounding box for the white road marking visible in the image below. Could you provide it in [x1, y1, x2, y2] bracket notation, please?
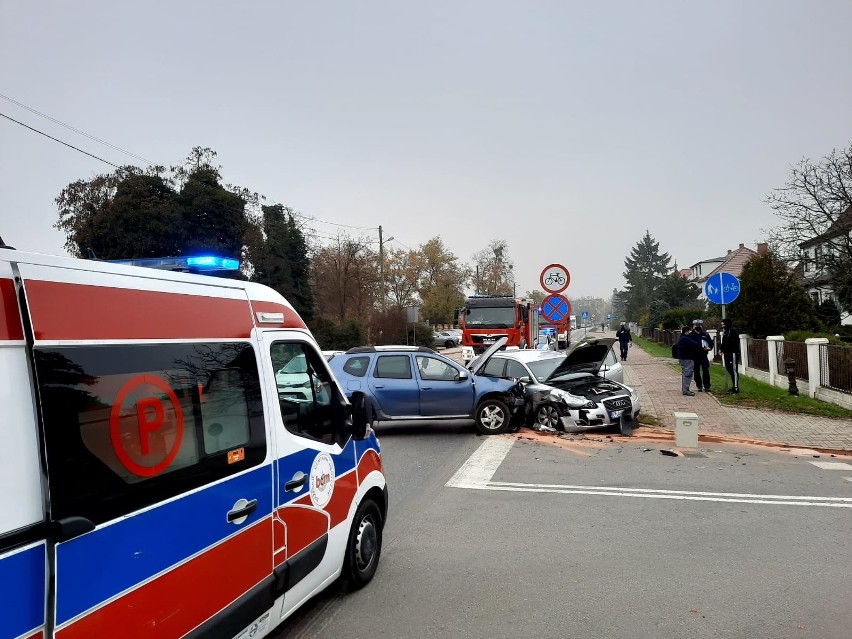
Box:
[447, 441, 852, 508]
[446, 436, 514, 489]
[810, 461, 852, 470]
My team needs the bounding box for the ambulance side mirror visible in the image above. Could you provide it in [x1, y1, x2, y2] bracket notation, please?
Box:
[349, 391, 373, 440]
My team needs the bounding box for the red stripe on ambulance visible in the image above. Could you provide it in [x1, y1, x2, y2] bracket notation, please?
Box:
[24, 280, 254, 341]
[56, 519, 272, 639]
[0, 278, 24, 340]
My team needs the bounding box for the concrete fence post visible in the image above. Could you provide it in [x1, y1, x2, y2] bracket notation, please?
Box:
[739, 334, 749, 371]
[767, 336, 784, 388]
[805, 338, 829, 398]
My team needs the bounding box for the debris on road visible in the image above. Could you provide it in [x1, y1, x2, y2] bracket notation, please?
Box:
[660, 449, 679, 457]
[640, 446, 652, 452]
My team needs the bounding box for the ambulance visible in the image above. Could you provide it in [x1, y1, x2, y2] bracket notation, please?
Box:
[0, 247, 387, 639]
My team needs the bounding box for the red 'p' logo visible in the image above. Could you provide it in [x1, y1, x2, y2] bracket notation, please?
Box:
[110, 374, 184, 477]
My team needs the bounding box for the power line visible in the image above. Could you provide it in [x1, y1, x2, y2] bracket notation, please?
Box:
[300, 215, 377, 231]
[1, 112, 121, 168]
[0, 93, 154, 165]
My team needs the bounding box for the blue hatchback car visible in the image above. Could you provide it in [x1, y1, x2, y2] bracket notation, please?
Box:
[328, 338, 525, 435]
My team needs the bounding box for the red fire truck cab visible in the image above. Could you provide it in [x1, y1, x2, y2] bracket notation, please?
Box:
[458, 295, 535, 364]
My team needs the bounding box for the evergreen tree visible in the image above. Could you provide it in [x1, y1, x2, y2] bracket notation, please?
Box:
[657, 269, 700, 309]
[621, 231, 672, 321]
[730, 251, 820, 338]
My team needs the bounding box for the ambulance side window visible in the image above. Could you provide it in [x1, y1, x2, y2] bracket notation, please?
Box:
[271, 342, 346, 446]
[35, 342, 266, 525]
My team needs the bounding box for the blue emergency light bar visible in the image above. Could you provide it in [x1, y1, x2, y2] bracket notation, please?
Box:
[107, 255, 241, 272]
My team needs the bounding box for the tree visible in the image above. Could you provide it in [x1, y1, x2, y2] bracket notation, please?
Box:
[621, 231, 672, 321]
[246, 204, 315, 321]
[524, 290, 547, 304]
[730, 251, 820, 338]
[411, 237, 468, 324]
[657, 269, 700, 309]
[383, 248, 421, 309]
[471, 239, 514, 295]
[816, 298, 842, 328]
[766, 143, 852, 313]
[177, 167, 247, 258]
[54, 148, 250, 261]
[311, 234, 379, 323]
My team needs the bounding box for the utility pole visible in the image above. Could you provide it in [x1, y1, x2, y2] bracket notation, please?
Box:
[378, 225, 385, 311]
[378, 226, 393, 310]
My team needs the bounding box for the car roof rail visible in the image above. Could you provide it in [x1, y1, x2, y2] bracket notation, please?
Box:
[345, 345, 438, 354]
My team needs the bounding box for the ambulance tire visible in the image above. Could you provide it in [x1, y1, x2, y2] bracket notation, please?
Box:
[474, 398, 511, 435]
[342, 499, 383, 591]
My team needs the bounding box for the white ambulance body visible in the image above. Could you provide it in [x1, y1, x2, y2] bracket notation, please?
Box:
[0, 249, 386, 639]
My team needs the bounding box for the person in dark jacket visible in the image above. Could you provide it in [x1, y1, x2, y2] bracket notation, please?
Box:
[675, 325, 700, 395]
[719, 317, 741, 393]
[690, 319, 713, 392]
[615, 322, 632, 360]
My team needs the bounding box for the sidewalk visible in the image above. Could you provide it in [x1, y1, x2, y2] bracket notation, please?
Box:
[609, 331, 852, 452]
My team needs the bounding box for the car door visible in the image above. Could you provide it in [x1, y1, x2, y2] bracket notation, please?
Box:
[601, 346, 624, 383]
[367, 354, 420, 417]
[414, 354, 474, 417]
[266, 338, 357, 615]
[0, 269, 47, 639]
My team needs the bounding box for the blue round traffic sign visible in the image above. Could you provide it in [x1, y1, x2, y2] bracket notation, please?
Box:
[704, 272, 740, 305]
[541, 294, 571, 323]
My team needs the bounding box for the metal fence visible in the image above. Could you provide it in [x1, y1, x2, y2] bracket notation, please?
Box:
[820, 343, 852, 393]
[747, 338, 769, 372]
[777, 340, 809, 381]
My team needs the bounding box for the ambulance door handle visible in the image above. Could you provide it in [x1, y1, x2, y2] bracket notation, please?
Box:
[285, 472, 308, 492]
[226, 499, 258, 523]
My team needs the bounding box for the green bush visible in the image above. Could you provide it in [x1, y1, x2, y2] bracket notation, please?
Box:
[659, 307, 703, 331]
[308, 317, 365, 350]
[784, 330, 845, 345]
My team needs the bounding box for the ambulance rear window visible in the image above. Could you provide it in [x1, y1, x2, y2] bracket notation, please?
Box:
[35, 342, 265, 524]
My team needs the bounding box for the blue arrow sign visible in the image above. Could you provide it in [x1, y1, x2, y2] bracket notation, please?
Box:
[704, 272, 741, 305]
[581, 311, 589, 319]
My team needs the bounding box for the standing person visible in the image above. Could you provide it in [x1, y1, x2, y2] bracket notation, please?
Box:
[615, 322, 632, 361]
[674, 325, 699, 396]
[719, 317, 741, 393]
[691, 319, 713, 392]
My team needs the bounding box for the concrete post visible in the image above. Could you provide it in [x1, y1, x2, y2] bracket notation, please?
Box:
[674, 412, 699, 448]
[739, 334, 749, 370]
[805, 338, 829, 398]
[767, 336, 784, 388]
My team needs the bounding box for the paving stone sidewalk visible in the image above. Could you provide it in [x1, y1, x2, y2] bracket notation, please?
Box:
[612, 331, 852, 452]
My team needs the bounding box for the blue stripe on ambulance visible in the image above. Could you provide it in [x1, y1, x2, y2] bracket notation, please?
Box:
[0, 542, 45, 639]
[55, 465, 272, 626]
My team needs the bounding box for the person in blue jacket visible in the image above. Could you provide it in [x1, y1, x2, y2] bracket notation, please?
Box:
[690, 319, 714, 392]
[674, 325, 700, 395]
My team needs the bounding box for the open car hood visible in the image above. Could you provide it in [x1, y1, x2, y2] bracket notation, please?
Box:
[469, 336, 509, 376]
[544, 337, 616, 382]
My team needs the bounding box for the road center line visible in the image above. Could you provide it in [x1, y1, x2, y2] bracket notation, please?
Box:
[446, 436, 514, 489]
[489, 481, 852, 502]
[478, 484, 852, 508]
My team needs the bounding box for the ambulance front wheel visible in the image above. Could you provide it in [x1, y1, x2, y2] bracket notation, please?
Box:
[343, 498, 383, 591]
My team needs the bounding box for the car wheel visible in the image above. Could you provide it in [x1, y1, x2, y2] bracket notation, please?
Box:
[445, 340, 455, 348]
[475, 398, 511, 435]
[536, 404, 563, 430]
[342, 499, 383, 591]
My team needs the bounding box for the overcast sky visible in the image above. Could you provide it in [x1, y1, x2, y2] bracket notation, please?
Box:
[2, 1, 851, 300]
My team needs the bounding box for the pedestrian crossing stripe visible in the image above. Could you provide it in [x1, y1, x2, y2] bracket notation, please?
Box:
[809, 461, 852, 470]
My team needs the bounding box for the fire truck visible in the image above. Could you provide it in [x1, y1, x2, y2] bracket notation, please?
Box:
[458, 295, 537, 364]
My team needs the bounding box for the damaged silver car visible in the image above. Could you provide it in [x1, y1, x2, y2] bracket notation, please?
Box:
[471, 337, 641, 434]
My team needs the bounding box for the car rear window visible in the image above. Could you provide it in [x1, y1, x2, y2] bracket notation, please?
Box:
[342, 356, 370, 377]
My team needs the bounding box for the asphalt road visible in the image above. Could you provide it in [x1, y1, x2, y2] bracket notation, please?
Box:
[275, 423, 852, 639]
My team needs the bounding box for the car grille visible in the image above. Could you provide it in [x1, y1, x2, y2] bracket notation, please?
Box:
[471, 333, 509, 345]
[603, 397, 631, 411]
